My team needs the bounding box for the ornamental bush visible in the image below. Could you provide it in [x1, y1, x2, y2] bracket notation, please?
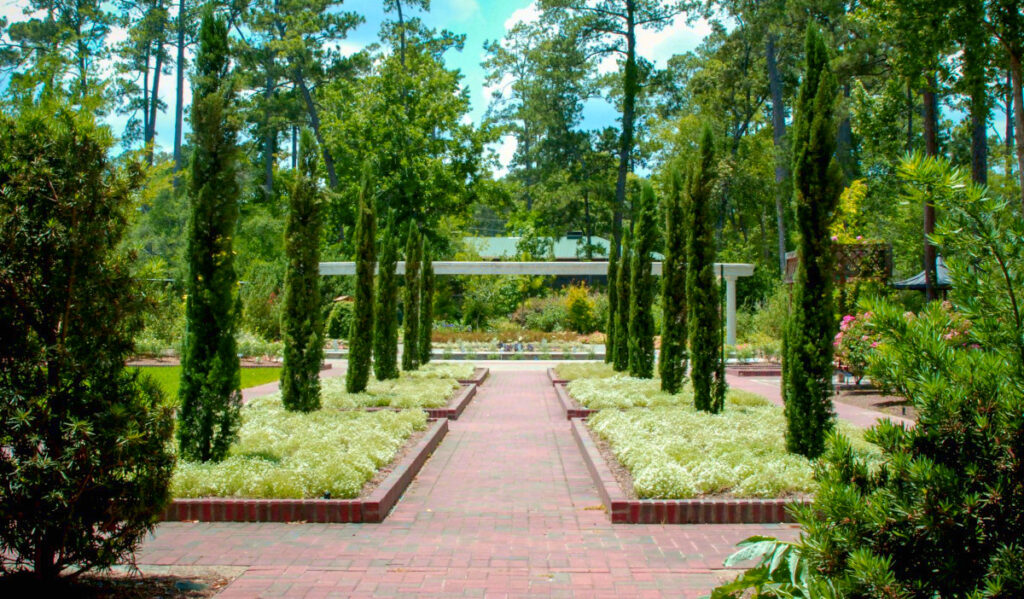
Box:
[326, 301, 353, 339]
[0, 109, 174, 580]
[613, 229, 632, 371]
[401, 226, 422, 371]
[628, 181, 657, 379]
[832, 312, 877, 385]
[373, 213, 400, 380]
[345, 179, 376, 393]
[565, 283, 598, 334]
[659, 168, 688, 393]
[418, 243, 434, 365]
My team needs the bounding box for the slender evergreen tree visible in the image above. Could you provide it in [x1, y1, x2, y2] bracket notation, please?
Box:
[401, 226, 422, 371]
[659, 168, 688, 393]
[418, 241, 434, 365]
[628, 182, 657, 378]
[373, 213, 400, 380]
[281, 128, 324, 410]
[178, 9, 242, 462]
[687, 126, 725, 413]
[783, 25, 843, 459]
[346, 177, 376, 393]
[613, 228, 632, 372]
[605, 240, 619, 364]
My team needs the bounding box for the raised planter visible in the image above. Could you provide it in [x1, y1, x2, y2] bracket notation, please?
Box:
[161, 418, 448, 523]
[547, 368, 568, 385]
[326, 350, 605, 361]
[571, 419, 806, 524]
[457, 367, 490, 386]
[554, 383, 596, 420]
[725, 363, 782, 377]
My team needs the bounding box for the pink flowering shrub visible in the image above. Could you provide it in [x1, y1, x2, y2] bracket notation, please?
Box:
[833, 312, 877, 384]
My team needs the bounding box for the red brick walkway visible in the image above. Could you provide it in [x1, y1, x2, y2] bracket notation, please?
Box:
[138, 369, 797, 597]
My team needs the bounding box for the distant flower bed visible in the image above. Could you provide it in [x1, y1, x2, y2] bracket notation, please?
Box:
[568, 374, 767, 410]
[431, 330, 605, 345]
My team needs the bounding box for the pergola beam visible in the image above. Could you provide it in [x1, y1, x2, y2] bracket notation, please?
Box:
[319, 261, 755, 345]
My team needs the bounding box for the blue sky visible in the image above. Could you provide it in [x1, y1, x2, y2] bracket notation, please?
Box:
[0, 0, 712, 173]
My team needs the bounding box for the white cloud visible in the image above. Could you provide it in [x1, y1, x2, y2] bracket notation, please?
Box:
[504, 1, 539, 30]
[0, 1, 37, 22]
[490, 134, 518, 178]
[636, 15, 713, 67]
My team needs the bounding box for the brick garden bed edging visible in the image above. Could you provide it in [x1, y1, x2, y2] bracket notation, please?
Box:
[546, 368, 568, 385]
[570, 419, 806, 524]
[457, 367, 490, 386]
[425, 384, 476, 420]
[725, 364, 782, 377]
[161, 418, 448, 524]
[554, 383, 597, 420]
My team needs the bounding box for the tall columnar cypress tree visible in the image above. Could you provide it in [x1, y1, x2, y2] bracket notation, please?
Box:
[401, 226, 422, 371]
[687, 126, 725, 414]
[178, 10, 242, 462]
[281, 128, 324, 411]
[373, 213, 400, 380]
[783, 25, 843, 459]
[605, 240, 619, 364]
[418, 241, 434, 365]
[628, 182, 657, 378]
[346, 178, 376, 393]
[659, 168, 688, 393]
[613, 228, 632, 372]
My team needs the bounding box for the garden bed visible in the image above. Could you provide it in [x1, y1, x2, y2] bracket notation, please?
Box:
[162, 418, 447, 523]
[572, 419, 804, 524]
[457, 367, 490, 386]
[725, 362, 782, 377]
[551, 362, 616, 382]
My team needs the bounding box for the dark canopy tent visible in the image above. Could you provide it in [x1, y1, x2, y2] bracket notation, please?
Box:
[890, 256, 952, 291]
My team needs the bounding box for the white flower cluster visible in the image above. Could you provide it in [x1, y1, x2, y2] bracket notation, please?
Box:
[172, 401, 427, 499]
[319, 373, 459, 410]
[404, 362, 476, 381]
[554, 362, 617, 381]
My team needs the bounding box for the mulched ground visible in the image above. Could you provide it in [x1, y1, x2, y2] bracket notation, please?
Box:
[833, 386, 918, 420]
[0, 565, 242, 598]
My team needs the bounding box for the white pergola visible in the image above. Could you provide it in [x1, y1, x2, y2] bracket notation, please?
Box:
[319, 261, 755, 345]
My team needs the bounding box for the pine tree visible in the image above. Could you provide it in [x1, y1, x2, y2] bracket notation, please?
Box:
[178, 9, 242, 462]
[783, 25, 843, 459]
[281, 128, 324, 411]
[346, 177, 376, 393]
[613, 228, 632, 372]
[628, 181, 657, 378]
[418, 241, 434, 365]
[687, 126, 725, 413]
[606, 240, 619, 364]
[373, 213, 400, 381]
[659, 168, 688, 393]
[401, 226, 422, 371]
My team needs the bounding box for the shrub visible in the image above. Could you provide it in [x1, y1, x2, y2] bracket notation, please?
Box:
[346, 177, 375, 393]
[401, 227, 421, 371]
[565, 283, 598, 333]
[832, 312, 877, 384]
[0, 109, 175, 580]
[660, 168, 688, 393]
[628, 181, 657, 378]
[613, 228, 632, 371]
[522, 296, 570, 332]
[326, 301, 354, 340]
[179, 11, 242, 462]
[373, 214, 400, 380]
[418, 244, 434, 364]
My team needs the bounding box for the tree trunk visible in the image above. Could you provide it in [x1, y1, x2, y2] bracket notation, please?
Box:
[264, 74, 274, 197]
[583, 189, 593, 259]
[1007, 69, 1015, 155]
[962, 13, 988, 185]
[612, 0, 637, 256]
[143, 46, 151, 153]
[766, 34, 788, 275]
[148, 42, 164, 167]
[922, 76, 939, 302]
[173, 0, 186, 179]
[1010, 52, 1024, 213]
[292, 126, 297, 169]
[837, 85, 854, 180]
[295, 74, 339, 189]
[906, 80, 914, 151]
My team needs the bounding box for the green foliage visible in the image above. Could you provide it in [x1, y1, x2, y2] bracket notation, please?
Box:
[132, 366, 284, 401]
[178, 10, 242, 463]
[346, 177, 376, 393]
[613, 228, 632, 371]
[326, 301, 353, 339]
[716, 155, 1024, 597]
[686, 126, 725, 413]
[418, 243, 434, 365]
[173, 406, 427, 499]
[373, 215, 400, 380]
[628, 181, 657, 378]
[401, 226, 422, 371]
[554, 362, 618, 381]
[833, 312, 877, 384]
[782, 26, 843, 459]
[0, 109, 174, 579]
[281, 129, 325, 411]
[606, 239, 619, 363]
[565, 283, 598, 334]
[660, 168, 688, 393]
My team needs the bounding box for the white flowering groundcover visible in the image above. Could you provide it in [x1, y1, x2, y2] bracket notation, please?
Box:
[554, 362, 617, 382]
[576, 375, 873, 499]
[172, 364, 470, 499]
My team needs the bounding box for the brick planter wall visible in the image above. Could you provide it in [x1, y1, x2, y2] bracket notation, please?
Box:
[457, 367, 490, 386]
[554, 383, 597, 419]
[161, 419, 448, 523]
[546, 368, 568, 385]
[571, 419, 807, 524]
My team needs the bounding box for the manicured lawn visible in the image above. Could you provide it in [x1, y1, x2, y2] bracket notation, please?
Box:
[132, 366, 283, 400]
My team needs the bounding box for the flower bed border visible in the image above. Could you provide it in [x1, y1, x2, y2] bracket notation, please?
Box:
[724, 364, 782, 377]
[547, 368, 568, 385]
[553, 383, 597, 419]
[571, 419, 806, 524]
[457, 367, 490, 386]
[160, 418, 448, 523]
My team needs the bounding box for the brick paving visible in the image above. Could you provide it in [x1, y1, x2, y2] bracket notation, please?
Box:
[138, 367, 797, 597]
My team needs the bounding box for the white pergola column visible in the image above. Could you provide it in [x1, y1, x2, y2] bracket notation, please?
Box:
[320, 261, 755, 348]
[724, 275, 738, 346]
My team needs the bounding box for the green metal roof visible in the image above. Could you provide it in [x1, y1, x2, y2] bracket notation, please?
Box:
[462, 235, 663, 261]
